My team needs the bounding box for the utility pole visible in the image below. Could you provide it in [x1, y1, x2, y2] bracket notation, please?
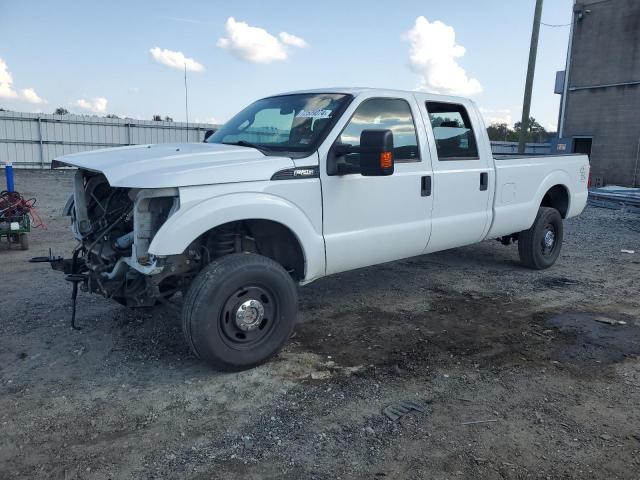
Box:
[184, 63, 189, 139]
[518, 0, 544, 153]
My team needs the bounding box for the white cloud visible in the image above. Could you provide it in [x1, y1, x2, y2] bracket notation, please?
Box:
[73, 97, 108, 113]
[217, 17, 307, 64]
[0, 58, 14, 87]
[479, 107, 513, 126]
[149, 47, 205, 72]
[0, 57, 46, 103]
[194, 116, 220, 125]
[0, 82, 17, 99]
[279, 32, 308, 48]
[405, 16, 482, 96]
[19, 88, 46, 104]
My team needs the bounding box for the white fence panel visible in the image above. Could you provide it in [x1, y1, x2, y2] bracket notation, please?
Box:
[0, 112, 217, 168]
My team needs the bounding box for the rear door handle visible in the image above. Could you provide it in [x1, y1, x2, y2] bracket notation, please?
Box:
[421, 176, 432, 197]
[480, 172, 488, 191]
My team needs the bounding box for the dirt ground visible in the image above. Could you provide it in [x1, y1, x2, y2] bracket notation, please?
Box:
[1, 170, 639, 480]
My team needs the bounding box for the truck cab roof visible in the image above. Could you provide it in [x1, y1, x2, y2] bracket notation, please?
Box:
[275, 87, 474, 105]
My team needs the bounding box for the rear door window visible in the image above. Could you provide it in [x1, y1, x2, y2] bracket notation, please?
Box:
[426, 102, 479, 160]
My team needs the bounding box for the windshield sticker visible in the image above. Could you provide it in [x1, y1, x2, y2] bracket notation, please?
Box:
[296, 109, 332, 119]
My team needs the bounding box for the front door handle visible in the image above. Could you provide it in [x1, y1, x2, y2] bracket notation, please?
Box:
[421, 176, 432, 196]
[480, 172, 488, 191]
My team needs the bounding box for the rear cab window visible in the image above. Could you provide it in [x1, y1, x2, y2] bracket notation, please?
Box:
[426, 102, 479, 160]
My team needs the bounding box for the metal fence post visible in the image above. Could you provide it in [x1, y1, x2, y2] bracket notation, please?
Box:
[37, 116, 44, 169]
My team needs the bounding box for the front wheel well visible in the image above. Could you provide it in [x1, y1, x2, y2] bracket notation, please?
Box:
[540, 185, 569, 218]
[194, 219, 305, 281]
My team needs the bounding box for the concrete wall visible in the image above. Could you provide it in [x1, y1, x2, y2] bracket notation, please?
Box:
[562, 0, 640, 186]
[0, 112, 218, 169]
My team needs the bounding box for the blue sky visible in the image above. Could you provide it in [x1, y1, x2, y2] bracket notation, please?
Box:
[0, 0, 573, 130]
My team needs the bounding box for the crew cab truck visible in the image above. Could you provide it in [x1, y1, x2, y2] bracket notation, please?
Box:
[48, 88, 589, 371]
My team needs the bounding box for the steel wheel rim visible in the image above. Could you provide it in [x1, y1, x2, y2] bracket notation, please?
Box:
[541, 223, 558, 256]
[219, 285, 277, 350]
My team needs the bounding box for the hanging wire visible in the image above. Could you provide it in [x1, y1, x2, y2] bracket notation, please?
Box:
[541, 21, 572, 27]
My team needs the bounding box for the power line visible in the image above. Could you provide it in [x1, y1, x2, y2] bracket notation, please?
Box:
[541, 21, 571, 27]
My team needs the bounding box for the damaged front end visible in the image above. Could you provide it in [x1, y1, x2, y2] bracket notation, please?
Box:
[50, 169, 199, 310]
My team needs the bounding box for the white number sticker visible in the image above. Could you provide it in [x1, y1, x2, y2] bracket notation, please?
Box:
[296, 109, 332, 119]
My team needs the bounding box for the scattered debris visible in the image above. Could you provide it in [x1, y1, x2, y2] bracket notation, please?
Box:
[460, 419, 499, 426]
[382, 400, 427, 421]
[595, 317, 627, 326]
[621, 249, 635, 254]
[364, 426, 375, 436]
[600, 434, 612, 441]
[588, 186, 640, 213]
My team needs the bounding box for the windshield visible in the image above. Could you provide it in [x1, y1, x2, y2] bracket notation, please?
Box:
[207, 93, 351, 155]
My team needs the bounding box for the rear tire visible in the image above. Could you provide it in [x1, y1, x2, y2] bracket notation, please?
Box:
[518, 207, 563, 270]
[182, 253, 298, 371]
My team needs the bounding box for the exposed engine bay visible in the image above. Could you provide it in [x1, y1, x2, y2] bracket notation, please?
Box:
[48, 169, 304, 318]
[60, 169, 194, 308]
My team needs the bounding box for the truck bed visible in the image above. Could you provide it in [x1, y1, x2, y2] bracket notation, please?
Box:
[486, 153, 590, 239]
[493, 153, 585, 160]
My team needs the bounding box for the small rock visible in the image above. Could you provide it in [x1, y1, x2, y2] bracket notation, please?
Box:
[310, 371, 330, 380]
[242, 436, 254, 449]
[364, 426, 375, 436]
[534, 411, 543, 424]
[600, 434, 612, 441]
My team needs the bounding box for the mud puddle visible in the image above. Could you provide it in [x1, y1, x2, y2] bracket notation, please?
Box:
[547, 312, 640, 365]
[293, 291, 553, 372]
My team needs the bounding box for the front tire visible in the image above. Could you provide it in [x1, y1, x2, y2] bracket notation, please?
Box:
[518, 207, 563, 270]
[19, 233, 29, 250]
[182, 253, 298, 371]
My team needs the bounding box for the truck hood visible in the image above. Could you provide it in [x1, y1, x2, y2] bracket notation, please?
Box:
[54, 143, 295, 188]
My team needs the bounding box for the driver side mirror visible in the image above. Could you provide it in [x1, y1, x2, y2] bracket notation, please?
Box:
[327, 129, 394, 176]
[359, 129, 394, 176]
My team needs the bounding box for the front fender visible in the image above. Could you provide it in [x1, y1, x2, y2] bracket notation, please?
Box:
[148, 192, 326, 282]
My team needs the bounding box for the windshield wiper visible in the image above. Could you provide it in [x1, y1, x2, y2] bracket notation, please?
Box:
[223, 140, 269, 154]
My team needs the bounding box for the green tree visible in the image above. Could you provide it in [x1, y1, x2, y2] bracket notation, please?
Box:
[514, 117, 548, 143]
[54, 107, 69, 115]
[486, 123, 511, 141]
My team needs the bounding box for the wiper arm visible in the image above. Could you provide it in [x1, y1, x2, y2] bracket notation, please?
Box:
[223, 140, 268, 154]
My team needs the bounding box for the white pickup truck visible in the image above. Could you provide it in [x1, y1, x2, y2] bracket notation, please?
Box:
[47, 88, 589, 370]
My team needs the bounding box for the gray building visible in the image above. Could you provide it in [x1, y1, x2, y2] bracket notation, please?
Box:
[557, 0, 640, 187]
